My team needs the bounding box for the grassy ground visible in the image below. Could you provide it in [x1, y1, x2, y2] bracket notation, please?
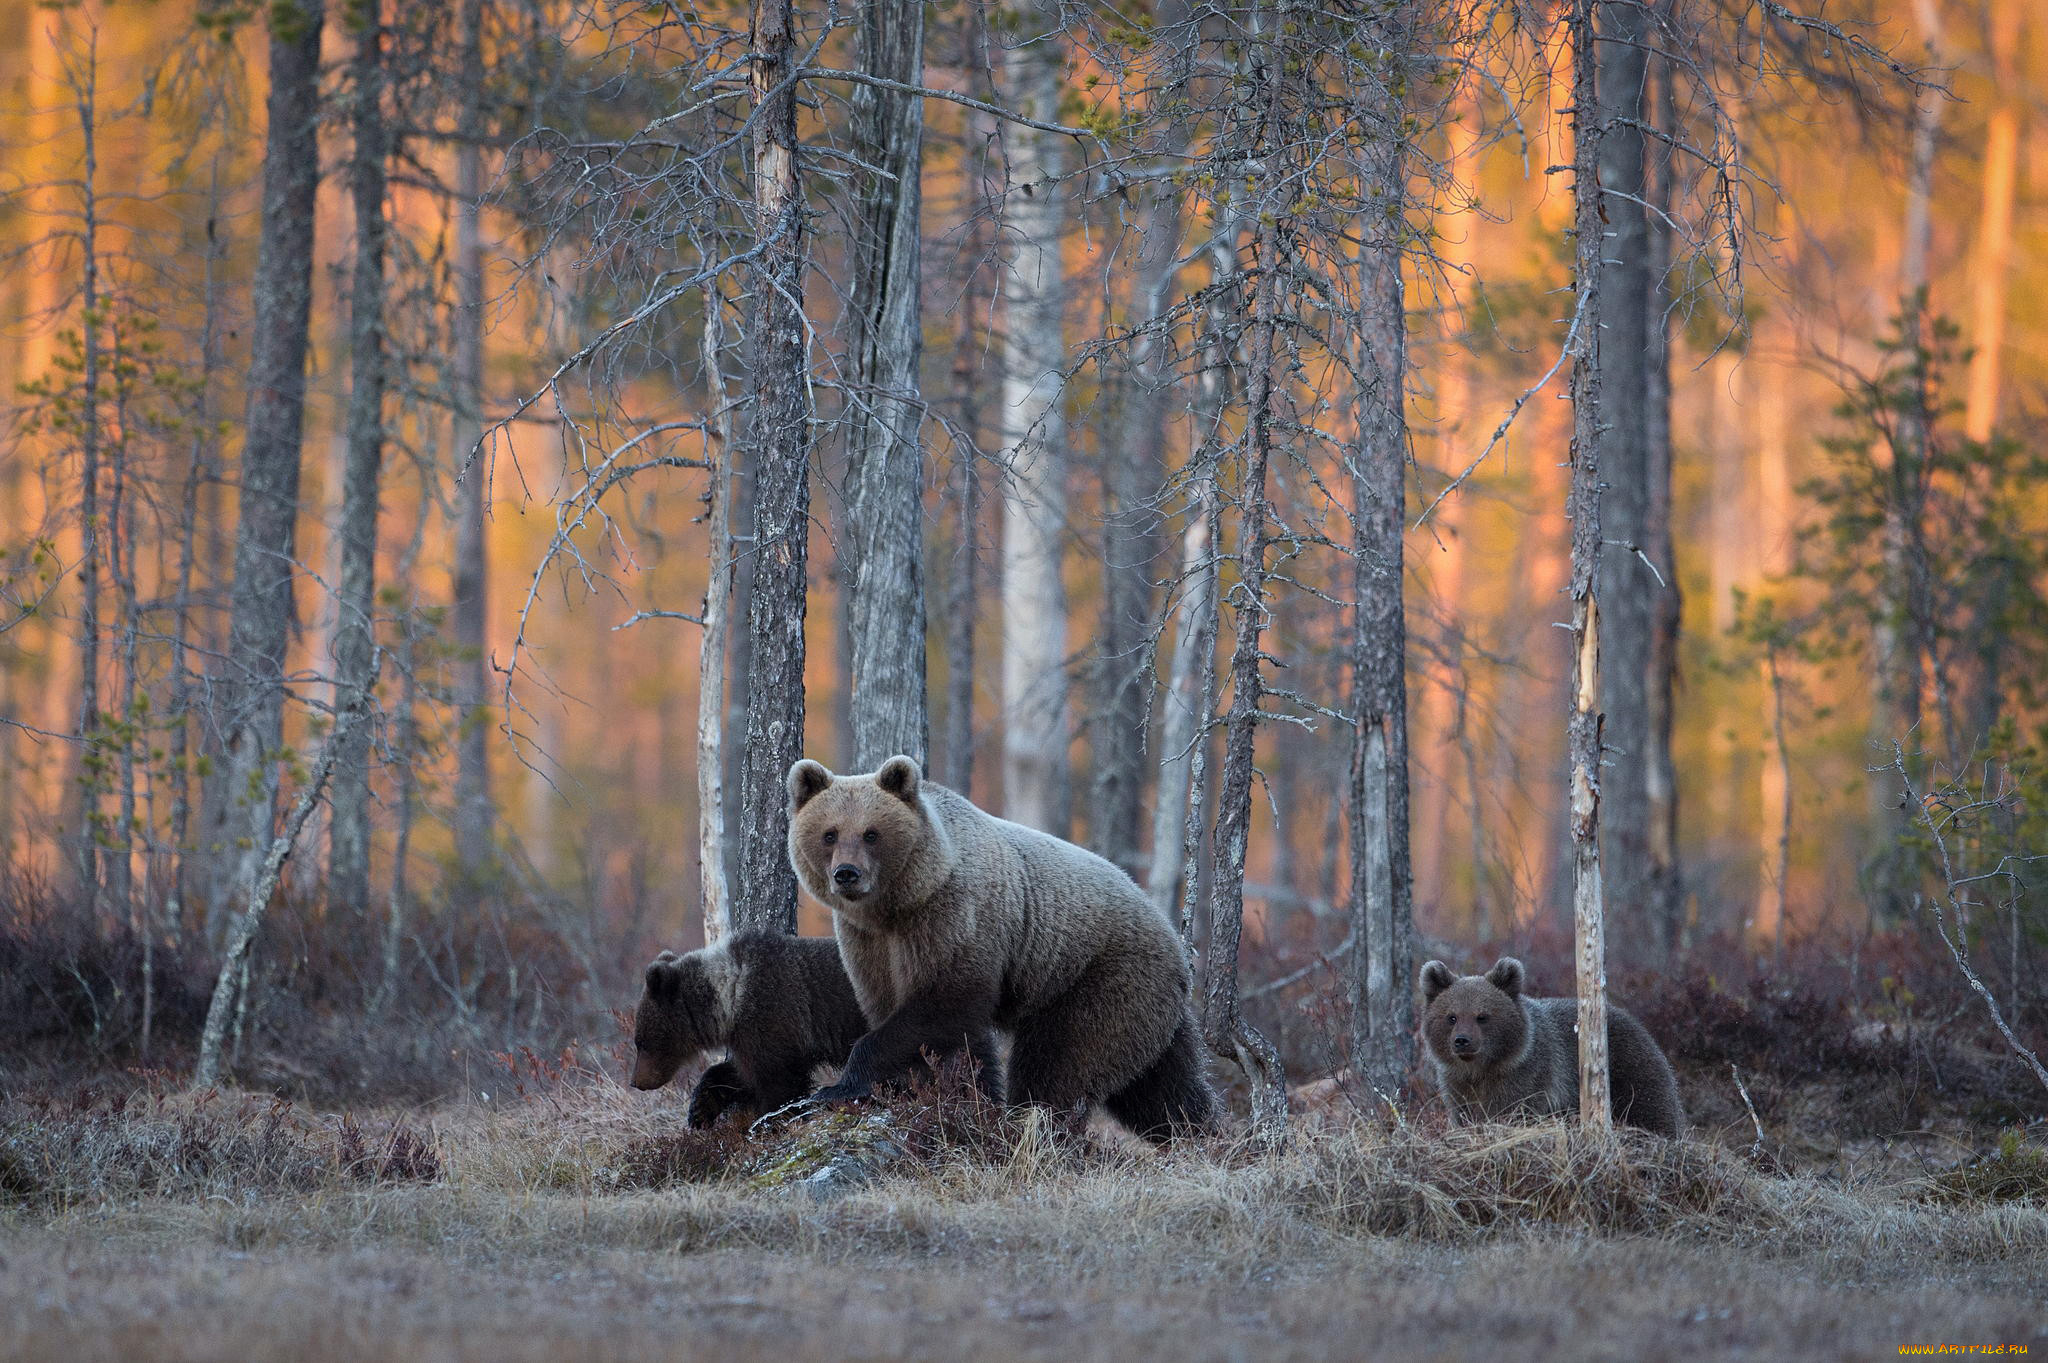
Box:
[3, 1072, 2045, 1362]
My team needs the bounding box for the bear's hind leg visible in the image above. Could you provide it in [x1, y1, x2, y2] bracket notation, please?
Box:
[1007, 956, 1183, 1116]
[1102, 1010, 1216, 1144]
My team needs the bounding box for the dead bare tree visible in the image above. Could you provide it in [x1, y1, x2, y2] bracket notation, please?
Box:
[1566, 0, 1613, 1134]
[733, 0, 812, 934]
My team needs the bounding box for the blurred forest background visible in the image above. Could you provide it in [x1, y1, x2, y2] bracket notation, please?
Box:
[0, 0, 2042, 1109]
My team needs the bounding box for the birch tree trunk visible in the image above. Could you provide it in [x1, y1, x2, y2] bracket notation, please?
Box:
[195, 671, 376, 1089]
[844, 0, 929, 772]
[734, 0, 810, 934]
[451, 0, 493, 877]
[1149, 234, 1233, 928]
[998, 13, 1071, 835]
[204, 0, 326, 918]
[697, 283, 734, 944]
[1567, 0, 1611, 1133]
[1347, 36, 1416, 1100]
[329, 4, 389, 910]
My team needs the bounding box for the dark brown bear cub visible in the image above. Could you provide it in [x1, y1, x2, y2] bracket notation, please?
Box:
[1419, 957, 1684, 1138]
[630, 932, 868, 1129]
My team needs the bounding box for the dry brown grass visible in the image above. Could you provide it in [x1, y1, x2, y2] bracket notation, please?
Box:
[4, 1074, 2046, 1362]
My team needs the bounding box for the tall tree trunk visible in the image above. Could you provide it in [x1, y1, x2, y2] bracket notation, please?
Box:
[1153, 504, 1213, 928]
[1590, 0, 1658, 964]
[1091, 192, 1179, 875]
[71, 53, 104, 911]
[844, 0, 929, 772]
[1414, 96, 1477, 926]
[1204, 203, 1286, 1138]
[1150, 234, 1232, 928]
[107, 331, 140, 928]
[1867, 0, 1943, 912]
[723, 413, 756, 893]
[204, 0, 325, 920]
[939, 231, 984, 795]
[1642, 47, 1683, 954]
[329, 4, 389, 911]
[997, 13, 1071, 835]
[165, 149, 228, 937]
[1347, 43, 1415, 1101]
[451, 0, 492, 877]
[734, 0, 810, 935]
[697, 282, 735, 943]
[1964, 0, 2023, 442]
[1762, 639, 1793, 963]
[1567, 0, 1611, 1133]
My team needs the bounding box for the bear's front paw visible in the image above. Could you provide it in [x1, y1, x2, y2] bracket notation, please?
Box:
[806, 1077, 874, 1107]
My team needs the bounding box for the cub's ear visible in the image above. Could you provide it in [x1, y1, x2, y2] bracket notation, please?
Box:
[1485, 957, 1525, 997]
[644, 952, 684, 999]
[788, 759, 834, 812]
[1419, 960, 1456, 1002]
[875, 755, 922, 804]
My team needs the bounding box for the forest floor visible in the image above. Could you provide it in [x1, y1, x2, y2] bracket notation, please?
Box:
[2, 1066, 2045, 1363]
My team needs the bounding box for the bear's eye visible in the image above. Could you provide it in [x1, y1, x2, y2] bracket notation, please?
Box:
[863, 828, 878, 844]
[822, 829, 838, 846]
[1444, 1013, 1456, 1024]
[1477, 1014, 1490, 1024]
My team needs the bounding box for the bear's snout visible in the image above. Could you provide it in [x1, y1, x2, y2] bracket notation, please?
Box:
[1450, 1033, 1478, 1058]
[831, 863, 869, 896]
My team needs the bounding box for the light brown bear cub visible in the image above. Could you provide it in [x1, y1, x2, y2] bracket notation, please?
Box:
[630, 932, 868, 1129]
[1419, 957, 1683, 1138]
[787, 755, 1217, 1143]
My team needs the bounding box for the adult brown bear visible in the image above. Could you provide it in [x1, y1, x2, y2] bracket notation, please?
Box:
[786, 756, 1217, 1142]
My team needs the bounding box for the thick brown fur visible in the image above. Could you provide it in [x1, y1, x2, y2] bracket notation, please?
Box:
[1419, 957, 1684, 1139]
[787, 756, 1217, 1142]
[630, 932, 869, 1128]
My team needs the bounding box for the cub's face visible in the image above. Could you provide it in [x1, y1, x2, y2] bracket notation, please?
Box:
[1420, 957, 1528, 1073]
[787, 756, 927, 907]
[630, 950, 706, 1090]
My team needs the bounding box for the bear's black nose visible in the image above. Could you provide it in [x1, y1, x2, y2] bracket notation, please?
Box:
[832, 864, 862, 887]
[1451, 1035, 1475, 1054]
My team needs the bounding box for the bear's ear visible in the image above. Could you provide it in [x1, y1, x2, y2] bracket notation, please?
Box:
[644, 953, 683, 998]
[875, 755, 922, 804]
[1485, 957, 1525, 997]
[788, 759, 833, 812]
[1419, 960, 1456, 1002]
